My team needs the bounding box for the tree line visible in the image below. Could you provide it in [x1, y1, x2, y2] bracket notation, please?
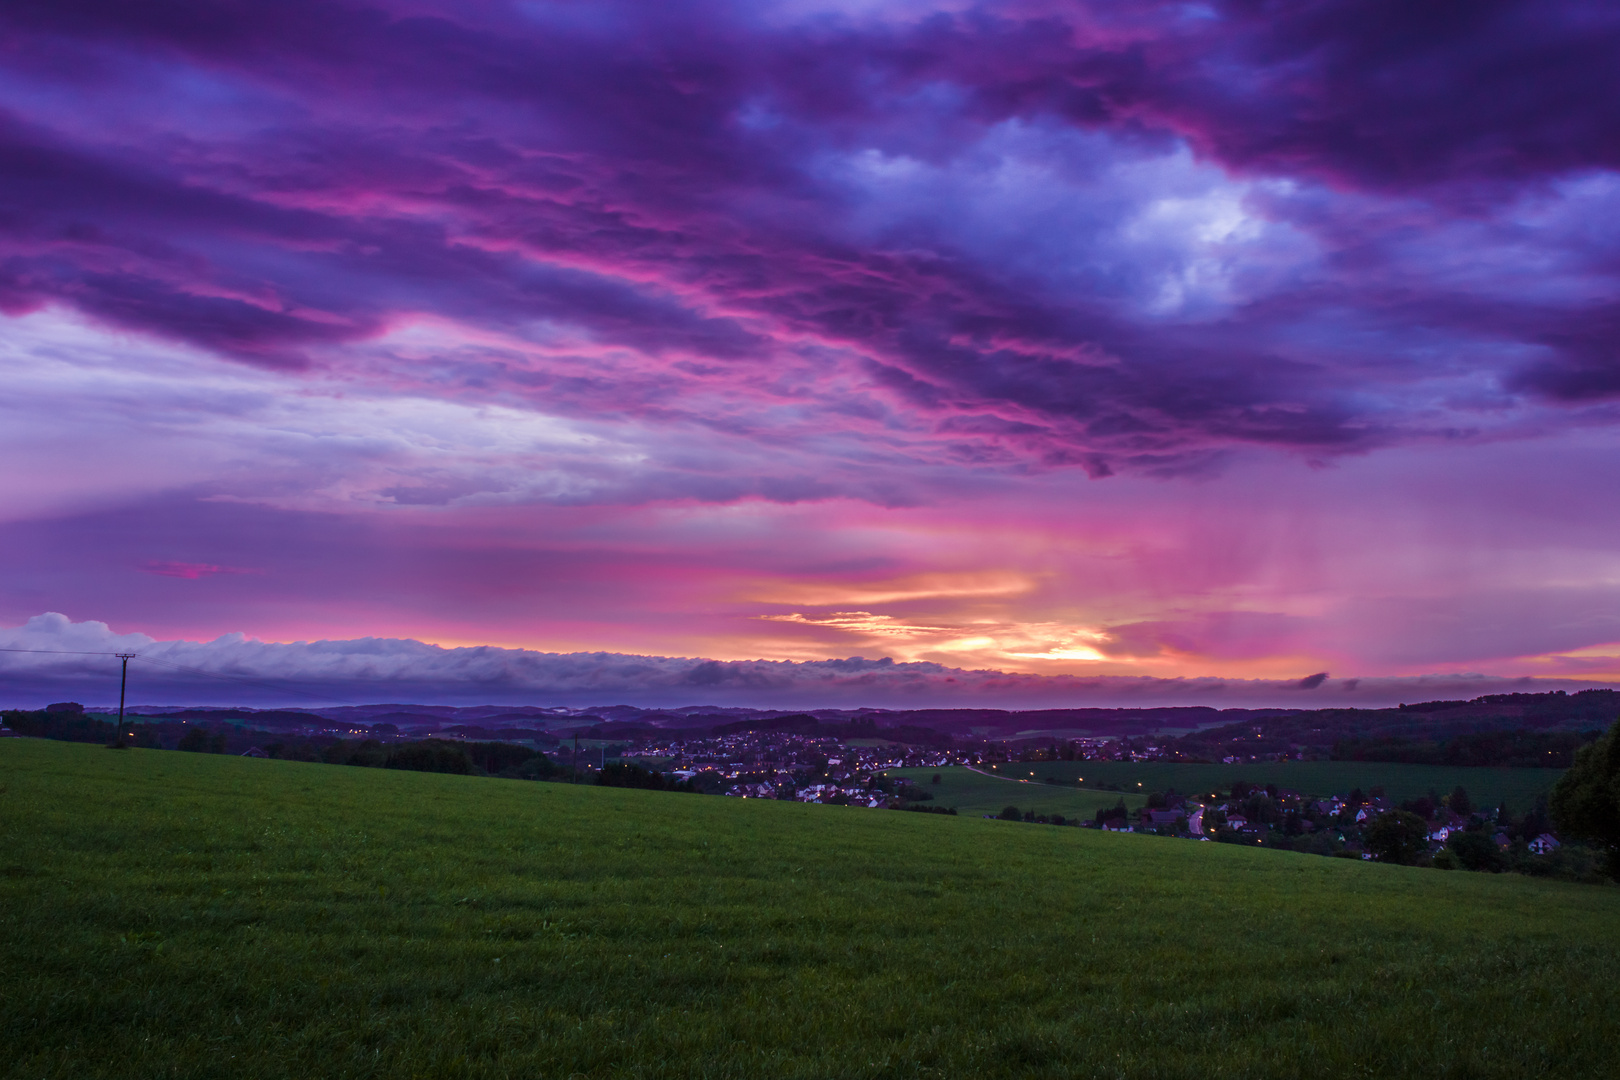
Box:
[1331, 728, 1600, 767]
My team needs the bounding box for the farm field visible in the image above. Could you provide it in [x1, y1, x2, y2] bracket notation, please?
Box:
[978, 760, 1566, 810]
[3, 739, 1619, 1080]
[887, 765, 1144, 819]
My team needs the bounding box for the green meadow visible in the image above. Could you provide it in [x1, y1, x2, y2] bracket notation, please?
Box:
[887, 766, 1144, 819]
[3, 739, 1618, 1079]
[975, 760, 1565, 809]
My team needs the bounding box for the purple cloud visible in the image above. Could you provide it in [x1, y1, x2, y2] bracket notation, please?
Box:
[0, 0, 1616, 485]
[2, 2, 1620, 686]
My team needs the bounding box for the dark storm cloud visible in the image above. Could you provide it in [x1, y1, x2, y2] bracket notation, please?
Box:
[1, 0, 1618, 485]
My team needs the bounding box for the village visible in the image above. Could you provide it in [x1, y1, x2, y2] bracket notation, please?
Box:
[3, 703, 1576, 870]
[613, 728, 1198, 805]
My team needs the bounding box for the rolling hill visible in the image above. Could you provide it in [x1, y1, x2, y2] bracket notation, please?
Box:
[2, 738, 1617, 1079]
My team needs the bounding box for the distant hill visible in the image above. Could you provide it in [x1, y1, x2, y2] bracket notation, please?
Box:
[49, 688, 1614, 756]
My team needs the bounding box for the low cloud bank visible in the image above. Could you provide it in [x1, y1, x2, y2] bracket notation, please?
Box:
[2, 613, 1610, 711]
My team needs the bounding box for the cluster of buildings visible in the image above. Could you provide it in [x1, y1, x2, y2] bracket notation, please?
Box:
[620, 730, 966, 804]
[1098, 787, 1566, 862]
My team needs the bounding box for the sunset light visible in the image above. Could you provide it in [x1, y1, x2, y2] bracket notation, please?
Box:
[2, 0, 1619, 710]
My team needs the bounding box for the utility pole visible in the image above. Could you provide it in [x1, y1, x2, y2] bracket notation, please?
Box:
[114, 653, 136, 748]
[573, 731, 580, 783]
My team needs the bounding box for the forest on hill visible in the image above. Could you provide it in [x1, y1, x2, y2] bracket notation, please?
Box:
[7, 687, 1617, 768]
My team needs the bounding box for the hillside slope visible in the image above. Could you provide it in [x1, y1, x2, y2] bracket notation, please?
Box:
[2, 739, 1617, 1079]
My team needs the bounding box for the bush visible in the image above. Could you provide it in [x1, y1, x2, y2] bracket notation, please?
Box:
[177, 728, 211, 753]
[465, 741, 538, 775]
[504, 753, 565, 781]
[2, 709, 116, 745]
[595, 763, 692, 791]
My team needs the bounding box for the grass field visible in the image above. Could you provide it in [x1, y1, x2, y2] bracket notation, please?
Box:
[887, 766, 1144, 819]
[3, 739, 1619, 1079]
[975, 760, 1565, 810]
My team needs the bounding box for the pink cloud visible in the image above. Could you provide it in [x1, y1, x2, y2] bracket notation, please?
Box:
[141, 561, 261, 580]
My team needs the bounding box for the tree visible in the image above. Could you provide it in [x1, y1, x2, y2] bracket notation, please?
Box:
[1362, 811, 1430, 865]
[385, 740, 473, 774]
[1549, 718, 1620, 880]
[1447, 785, 1472, 817]
[1094, 799, 1128, 826]
[998, 805, 1022, 821]
[1400, 795, 1436, 820]
[177, 727, 210, 753]
[1519, 796, 1551, 841]
[1446, 830, 1504, 872]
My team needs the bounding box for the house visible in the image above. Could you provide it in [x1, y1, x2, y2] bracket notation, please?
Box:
[1102, 821, 1133, 833]
[1492, 832, 1512, 850]
[725, 782, 775, 799]
[1427, 825, 1456, 843]
[1354, 798, 1395, 823]
[1529, 833, 1561, 855]
[240, 746, 268, 758]
[1225, 814, 1248, 830]
[1145, 809, 1183, 827]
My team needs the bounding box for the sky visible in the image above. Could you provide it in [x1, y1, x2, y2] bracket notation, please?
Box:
[4, 0, 1620, 708]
